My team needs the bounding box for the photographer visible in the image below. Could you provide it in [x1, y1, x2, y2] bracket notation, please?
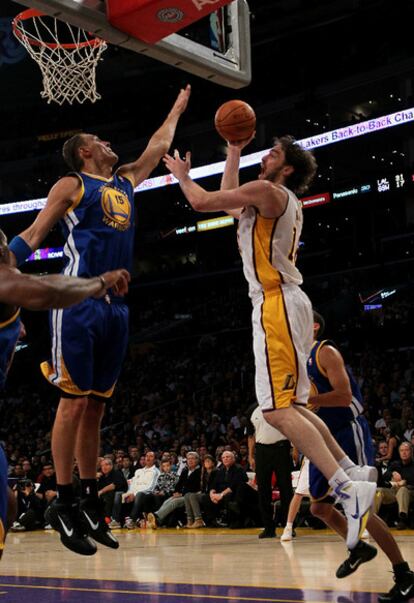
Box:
[11, 480, 44, 532]
[36, 463, 57, 511]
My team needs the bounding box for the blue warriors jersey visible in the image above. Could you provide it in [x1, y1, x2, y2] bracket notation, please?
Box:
[61, 172, 135, 278]
[0, 309, 21, 390]
[0, 445, 7, 559]
[307, 340, 364, 432]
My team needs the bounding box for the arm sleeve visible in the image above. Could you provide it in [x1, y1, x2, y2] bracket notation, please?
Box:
[147, 468, 160, 492]
[174, 469, 187, 493]
[114, 471, 128, 492]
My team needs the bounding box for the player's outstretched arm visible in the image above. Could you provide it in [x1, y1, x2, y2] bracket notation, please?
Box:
[220, 135, 255, 219]
[117, 85, 191, 188]
[8, 176, 82, 267]
[0, 267, 130, 310]
[163, 150, 286, 218]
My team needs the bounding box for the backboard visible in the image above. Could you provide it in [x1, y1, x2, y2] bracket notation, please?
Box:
[12, 0, 251, 88]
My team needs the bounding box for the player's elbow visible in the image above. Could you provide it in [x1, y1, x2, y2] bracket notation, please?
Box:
[150, 137, 170, 160]
[190, 192, 211, 212]
[191, 199, 205, 212]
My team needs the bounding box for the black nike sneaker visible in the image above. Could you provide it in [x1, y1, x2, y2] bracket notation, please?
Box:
[79, 498, 119, 549]
[378, 570, 414, 602]
[258, 529, 276, 539]
[336, 541, 377, 578]
[45, 500, 97, 556]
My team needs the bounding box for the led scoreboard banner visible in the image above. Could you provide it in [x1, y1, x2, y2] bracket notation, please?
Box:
[2, 106, 414, 217]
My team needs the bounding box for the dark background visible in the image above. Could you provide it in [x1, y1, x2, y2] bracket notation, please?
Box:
[1, 0, 414, 379]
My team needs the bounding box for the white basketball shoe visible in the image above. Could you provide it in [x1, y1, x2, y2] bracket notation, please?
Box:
[346, 464, 378, 483]
[334, 480, 377, 549]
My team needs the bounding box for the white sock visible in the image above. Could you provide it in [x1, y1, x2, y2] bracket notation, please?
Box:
[285, 522, 293, 530]
[328, 468, 351, 498]
[339, 456, 356, 471]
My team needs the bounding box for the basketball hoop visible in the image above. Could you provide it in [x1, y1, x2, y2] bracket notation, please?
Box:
[12, 9, 107, 105]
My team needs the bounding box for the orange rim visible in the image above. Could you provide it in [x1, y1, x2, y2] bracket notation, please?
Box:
[12, 8, 104, 50]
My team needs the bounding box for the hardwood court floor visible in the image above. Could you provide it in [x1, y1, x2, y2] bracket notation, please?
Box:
[1, 528, 414, 602]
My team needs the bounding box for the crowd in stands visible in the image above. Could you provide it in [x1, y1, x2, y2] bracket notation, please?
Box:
[2, 280, 414, 532]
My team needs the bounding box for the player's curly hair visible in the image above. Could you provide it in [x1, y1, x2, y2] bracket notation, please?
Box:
[273, 135, 318, 196]
[62, 134, 86, 172]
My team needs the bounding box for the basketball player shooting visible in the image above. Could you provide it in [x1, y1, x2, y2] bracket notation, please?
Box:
[164, 132, 377, 551]
[7, 85, 191, 556]
[0, 228, 130, 561]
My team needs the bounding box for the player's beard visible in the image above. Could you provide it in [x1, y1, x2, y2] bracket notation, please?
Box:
[264, 165, 285, 183]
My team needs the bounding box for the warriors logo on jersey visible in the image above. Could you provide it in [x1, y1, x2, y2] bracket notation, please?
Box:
[41, 171, 133, 398]
[101, 185, 132, 231]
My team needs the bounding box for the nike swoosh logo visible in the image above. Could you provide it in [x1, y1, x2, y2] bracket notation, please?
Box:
[349, 559, 361, 570]
[351, 496, 360, 520]
[401, 586, 413, 596]
[58, 516, 73, 538]
[83, 511, 99, 531]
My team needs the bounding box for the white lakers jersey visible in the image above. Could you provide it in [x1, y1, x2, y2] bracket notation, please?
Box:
[237, 185, 303, 301]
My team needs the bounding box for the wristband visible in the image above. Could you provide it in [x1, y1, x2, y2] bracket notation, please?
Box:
[98, 276, 107, 290]
[8, 236, 32, 266]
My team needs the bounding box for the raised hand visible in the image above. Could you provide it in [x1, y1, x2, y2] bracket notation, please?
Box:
[170, 84, 191, 116]
[163, 149, 192, 181]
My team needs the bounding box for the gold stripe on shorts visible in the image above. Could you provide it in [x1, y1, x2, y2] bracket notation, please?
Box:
[261, 289, 298, 409]
[253, 214, 298, 409]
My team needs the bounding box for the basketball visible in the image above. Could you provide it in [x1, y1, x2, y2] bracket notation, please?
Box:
[214, 100, 256, 143]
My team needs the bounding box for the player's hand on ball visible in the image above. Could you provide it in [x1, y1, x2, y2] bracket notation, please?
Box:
[227, 131, 256, 150]
[98, 269, 131, 297]
[163, 150, 191, 181]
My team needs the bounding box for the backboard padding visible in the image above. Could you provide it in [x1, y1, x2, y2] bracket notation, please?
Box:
[12, 0, 251, 88]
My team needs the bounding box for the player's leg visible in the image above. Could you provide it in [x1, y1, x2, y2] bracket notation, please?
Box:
[75, 396, 119, 546]
[295, 405, 376, 481]
[255, 286, 376, 548]
[281, 458, 308, 541]
[46, 395, 97, 555]
[255, 443, 276, 538]
[75, 397, 105, 484]
[281, 493, 303, 541]
[78, 301, 129, 549]
[265, 407, 342, 478]
[311, 498, 413, 597]
[311, 500, 377, 576]
[75, 397, 118, 549]
[0, 446, 15, 561]
[273, 442, 294, 535]
[319, 417, 413, 600]
[52, 396, 89, 485]
[42, 304, 99, 555]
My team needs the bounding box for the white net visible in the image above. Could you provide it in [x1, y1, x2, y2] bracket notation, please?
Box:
[13, 11, 107, 105]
